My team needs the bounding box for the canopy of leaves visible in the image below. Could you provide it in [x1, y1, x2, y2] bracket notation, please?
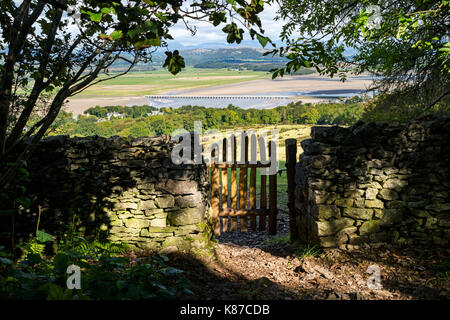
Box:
[0, 0, 269, 191]
[271, 0, 450, 108]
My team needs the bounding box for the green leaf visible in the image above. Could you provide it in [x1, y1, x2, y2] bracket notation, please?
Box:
[159, 255, 169, 262]
[222, 23, 244, 44]
[47, 283, 65, 300]
[24, 253, 42, 265]
[161, 266, 183, 277]
[127, 29, 140, 39]
[100, 7, 112, 15]
[438, 42, 450, 52]
[396, 24, 407, 39]
[272, 70, 279, 79]
[209, 11, 226, 27]
[81, 9, 103, 23]
[256, 34, 268, 48]
[134, 37, 161, 50]
[54, 253, 71, 274]
[16, 196, 31, 209]
[36, 230, 52, 243]
[0, 257, 13, 265]
[16, 167, 29, 176]
[110, 30, 123, 40]
[116, 279, 127, 290]
[163, 50, 185, 75]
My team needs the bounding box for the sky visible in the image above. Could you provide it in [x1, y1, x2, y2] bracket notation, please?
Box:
[166, 2, 284, 49]
[4, 1, 284, 51]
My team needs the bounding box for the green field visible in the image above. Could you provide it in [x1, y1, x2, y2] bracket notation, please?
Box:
[74, 67, 270, 98]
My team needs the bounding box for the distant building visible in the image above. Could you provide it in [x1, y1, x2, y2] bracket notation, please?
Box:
[106, 112, 125, 120]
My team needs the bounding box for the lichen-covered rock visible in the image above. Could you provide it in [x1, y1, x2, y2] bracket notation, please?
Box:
[175, 192, 203, 208]
[343, 208, 374, 220]
[0, 135, 211, 252]
[156, 179, 199, 195]
[124, 218, 150, 229]
[365, 199, 384, 209]
[315, 218, 355, 236]
[155, 196, 175, 209]
[294, 116, 450, 249]
[383, 179, 408, 189]
[359, 220, 381, 236]
[334, 198, 354, 207]
[139, 200, 156, 210]
[167, 206, 206, 226]
[311, 205, 340, 219]
[365, 188, 378, 200]
[379, 189, 398, 200]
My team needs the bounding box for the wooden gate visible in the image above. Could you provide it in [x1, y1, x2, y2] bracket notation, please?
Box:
[209, 134, 277, 236]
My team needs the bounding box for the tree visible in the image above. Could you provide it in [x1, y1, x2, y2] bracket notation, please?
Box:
[270, 0, 450, 109]
[0, 0, 269, 191]
[119, 121, 153, 138]
[222, 109, 240, 125]
[261, 109, 280, 124]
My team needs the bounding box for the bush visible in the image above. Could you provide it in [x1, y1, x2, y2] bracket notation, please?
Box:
[0, 234, 193, 300]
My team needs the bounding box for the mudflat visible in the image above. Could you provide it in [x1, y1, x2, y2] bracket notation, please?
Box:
[64, 73, 374, 115]
[169, 74, 373, 96]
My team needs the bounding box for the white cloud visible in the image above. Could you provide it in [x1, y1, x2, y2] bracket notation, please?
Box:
[167, 1, 284, 48]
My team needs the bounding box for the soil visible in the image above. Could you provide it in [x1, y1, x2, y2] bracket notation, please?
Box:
[162, 211, 450, 300]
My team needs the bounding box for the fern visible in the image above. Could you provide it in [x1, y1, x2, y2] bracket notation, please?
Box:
[58, 235, 128, 258]
[17, 237, 46, 256]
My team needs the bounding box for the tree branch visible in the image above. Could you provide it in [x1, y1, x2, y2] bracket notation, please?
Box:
[7, 5, 64, 148]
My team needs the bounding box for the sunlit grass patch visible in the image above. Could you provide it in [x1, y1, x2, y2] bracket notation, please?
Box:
[295, 244, 323, 260]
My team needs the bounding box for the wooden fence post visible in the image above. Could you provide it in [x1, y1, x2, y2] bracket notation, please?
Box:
[249, 165, 257, 231]
[285, 138, 299, 242]
[239, 133, 248, 232]
[211, 163, 220, 236]
[268, 141, 277, 235]
[259, 173, 267, 231]
[230, 135, 238, 231]
[221, 137, 228, 232]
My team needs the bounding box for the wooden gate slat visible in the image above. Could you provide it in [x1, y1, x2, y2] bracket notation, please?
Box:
[239, 167, 248, 232]
[239, 134, 248, 232]
[230, 135, 238, 231]
[259, 173, 267, 231]
[269, 173, 277, 235]
[209, 133, 278, 236]
[249, 167, 257, 230]
[285, 138, 299, 242]
[221, 138, 229, 232]
[268, 141, 277, 235]
[211, 163, 220, 236]
[219, 208, 269, 216]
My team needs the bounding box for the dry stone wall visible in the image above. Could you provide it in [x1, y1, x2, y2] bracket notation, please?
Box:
[5, 135, 210, 251]
[295, 116, 450, 248]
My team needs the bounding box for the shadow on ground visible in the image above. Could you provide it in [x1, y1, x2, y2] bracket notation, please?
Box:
[177, 212, 450, 300]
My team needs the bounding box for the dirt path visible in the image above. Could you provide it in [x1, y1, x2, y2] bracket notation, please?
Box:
[165, 211, 450, 300]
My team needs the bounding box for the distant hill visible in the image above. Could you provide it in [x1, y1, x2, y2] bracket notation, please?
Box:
[178, 47, 287, 65]
[112, 47, 290, 71]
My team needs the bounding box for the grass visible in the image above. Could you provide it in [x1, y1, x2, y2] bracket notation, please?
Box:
[73, 67, 270, 98]
[295, 244, 323, 260]
[265, 235, 290, 244]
